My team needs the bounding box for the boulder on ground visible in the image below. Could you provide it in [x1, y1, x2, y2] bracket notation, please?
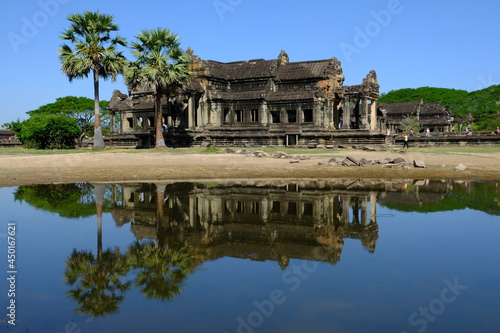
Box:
[273, 151, 291, 159]
[413, 160, 427, 168]
[455, 164, 468, 171]
[358, 158, 372, 167]
[328, 158, 342, 166]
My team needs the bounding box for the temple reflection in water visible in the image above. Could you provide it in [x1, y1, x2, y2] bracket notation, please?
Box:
[109, 180, 387, 269]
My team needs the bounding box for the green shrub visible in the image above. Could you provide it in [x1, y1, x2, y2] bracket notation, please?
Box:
[18, 114, 80, 149]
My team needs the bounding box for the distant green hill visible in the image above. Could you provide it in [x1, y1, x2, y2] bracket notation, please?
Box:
[379, 86, 500, 130]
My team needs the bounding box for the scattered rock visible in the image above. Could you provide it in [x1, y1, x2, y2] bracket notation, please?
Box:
[413, 160, 427, 168]
[200, 141, 212, 147]
[392, 157, 406, 164]
[307, 142, 318, 149]
[325, 145, 335, 149]
[289, 159, 300, 164]
[358, 158, 373, 167]
[225, 148, 235, 154]
[455, 164, 468, 171]
[342, 156, 359, 167]
[328, 158, 342, 166]
[273, 151, 291, 159]
[252, 150, 270, 158]
[362, 146, 377, 151]
[402, 162, 412, 169]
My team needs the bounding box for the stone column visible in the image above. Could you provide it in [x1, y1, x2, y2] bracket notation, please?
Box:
[189, 195, 196, 228]
[361, 197, 367, 226]
[342, 196, 350, 223]
[261, 101, 268, 125]
[370, 100, 378, 131]
[110, 111, 115, 134]
[370, 192, 377, 224]
[188, 95, 195, 129]
[362, 99, 370, 129]
[342, 97, 351, 129]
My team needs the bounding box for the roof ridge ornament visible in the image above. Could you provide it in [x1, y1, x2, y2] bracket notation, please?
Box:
[278, 49, 289, 65]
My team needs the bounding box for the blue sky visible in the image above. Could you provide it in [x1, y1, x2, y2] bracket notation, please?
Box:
[1, 0, 499, 125]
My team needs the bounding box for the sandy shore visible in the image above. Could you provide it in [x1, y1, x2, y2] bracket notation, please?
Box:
[0, 149, 499, 187]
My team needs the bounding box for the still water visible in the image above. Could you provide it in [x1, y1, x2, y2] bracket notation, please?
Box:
[1, 179, 499, 333]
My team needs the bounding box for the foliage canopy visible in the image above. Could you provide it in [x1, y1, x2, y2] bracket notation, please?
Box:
[17, 114, 80, 149]
[380, 86, 500, 130]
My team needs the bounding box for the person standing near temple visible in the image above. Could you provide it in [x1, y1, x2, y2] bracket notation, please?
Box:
[403, 133, 409, 148]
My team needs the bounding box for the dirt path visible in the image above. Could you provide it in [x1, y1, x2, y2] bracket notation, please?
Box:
[0, 149, 499, 186]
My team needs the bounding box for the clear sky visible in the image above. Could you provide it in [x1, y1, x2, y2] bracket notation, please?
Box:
[1, 0, 499, 126]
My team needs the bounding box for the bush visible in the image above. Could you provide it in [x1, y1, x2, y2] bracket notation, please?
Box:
[18, 114, 80, 149]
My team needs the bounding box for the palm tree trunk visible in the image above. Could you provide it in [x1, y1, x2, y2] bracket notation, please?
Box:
[93, 68, 106, 149]
[156, 184, 166, 248]
[95, 184, 105, 263]
[155, 90, 166, 148]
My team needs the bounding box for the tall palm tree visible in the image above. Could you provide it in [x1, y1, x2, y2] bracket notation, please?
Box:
[58, 11, 127, 149]
[124, 28, 191, 148]
[65, 185, 131, 317]
[127, 241, 197, 301]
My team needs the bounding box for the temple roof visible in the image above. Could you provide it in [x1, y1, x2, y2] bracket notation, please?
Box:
[378, 100, 448, 116]
[204, 59, 276, 80]
[200, 57, 338, 81]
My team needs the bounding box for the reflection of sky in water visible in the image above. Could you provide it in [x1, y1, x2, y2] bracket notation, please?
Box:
[0, 183, 499, 333]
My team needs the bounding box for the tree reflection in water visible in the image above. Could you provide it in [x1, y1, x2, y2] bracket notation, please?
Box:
[65, 184, 131, 317]
[127, 241, 197, 301]
[12, 180, 498, 319]
[65, 247, 131, 317]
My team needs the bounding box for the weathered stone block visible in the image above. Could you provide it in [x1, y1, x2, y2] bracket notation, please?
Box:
[345, 156, 360, 166]
[413, 160, 427, 168]
[392, 157, 406, 164]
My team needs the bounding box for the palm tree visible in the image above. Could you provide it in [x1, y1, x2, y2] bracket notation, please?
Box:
[65, 248, 131, 317]
[58, 11, 127, 149]
[124, 28, 191, 148]
[127, 241, 197, 301]
[65, 185, 131, 317]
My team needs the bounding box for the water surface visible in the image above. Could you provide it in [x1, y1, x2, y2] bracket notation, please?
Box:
[1, 180, 499, 333]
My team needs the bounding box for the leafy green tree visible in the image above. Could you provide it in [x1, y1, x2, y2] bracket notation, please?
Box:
[379, 87, 468, 110]
[1, 119, 24, 133]
[17, 114, 80, 149]
[379, 86, 500, 130]
[27, 96, 117, 142]
[59, 11, 127, 149]
[14, 183, 96, 218]
[455, 85, 500, 130]
[399, 114, 422, 134]
[124, 28, 191, 148]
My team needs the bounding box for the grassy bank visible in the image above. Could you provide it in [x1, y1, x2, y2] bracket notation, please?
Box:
[0, 145, 499, 156]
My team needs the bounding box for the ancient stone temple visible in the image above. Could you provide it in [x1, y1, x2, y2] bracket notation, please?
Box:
[377, 100, 455, 134]
[109, 49, 384, 147]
